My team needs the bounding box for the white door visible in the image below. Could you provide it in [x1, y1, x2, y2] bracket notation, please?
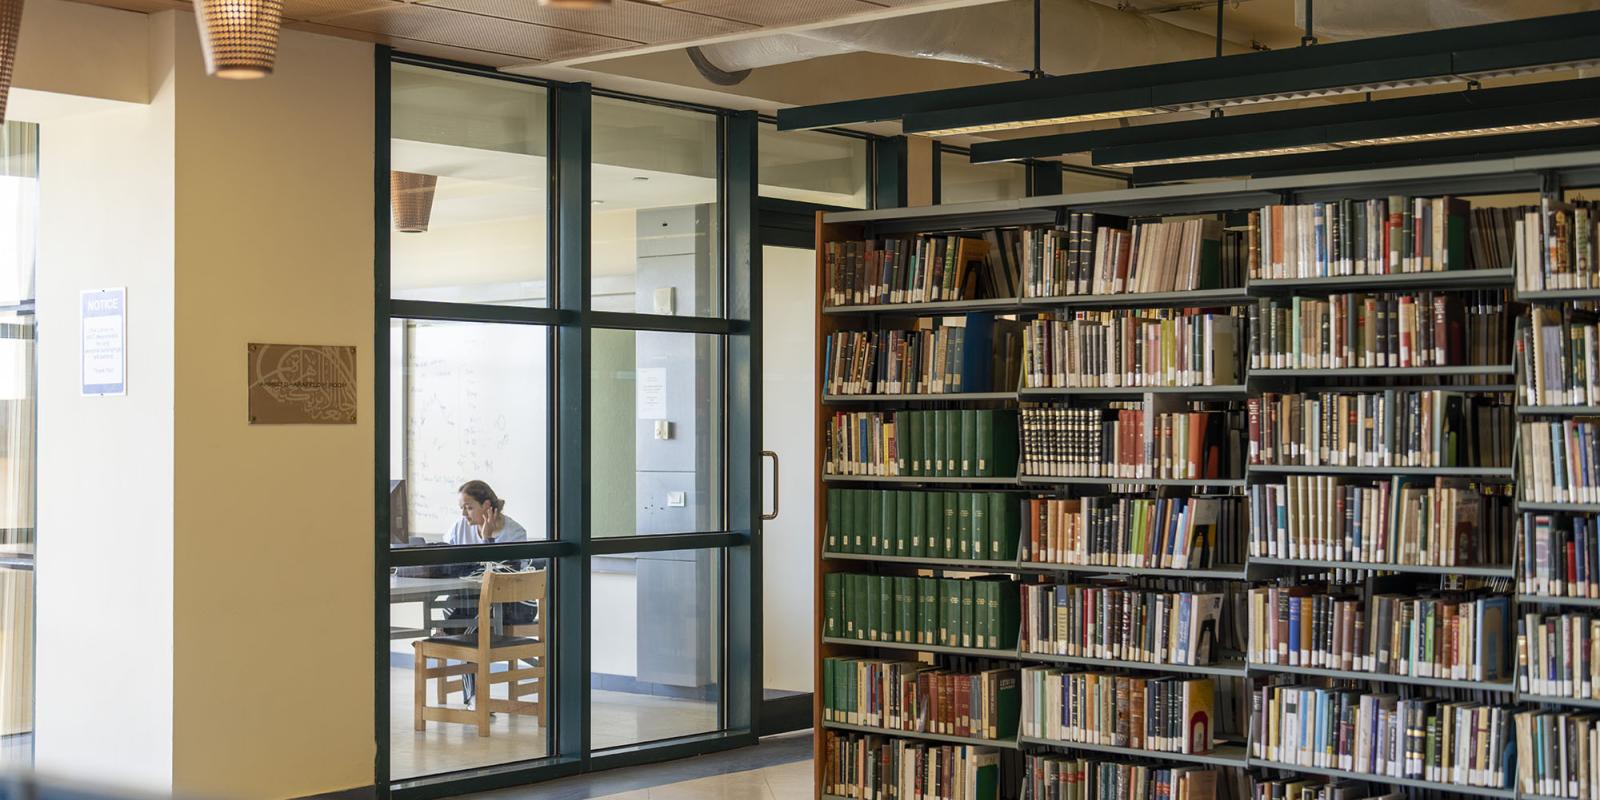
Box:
[760, 245, 816, 696]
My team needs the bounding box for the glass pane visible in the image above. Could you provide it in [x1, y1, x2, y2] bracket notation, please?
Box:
[389, 558, 553, 779]
[390, 319, 550, 549]
[591, 98, 720, 315]
[591, 329, 723, 538]
[591, 549, 721, 749]
[0, 311, 33, 769]
[389, 64, 549, 307]
[941, 149, 1026, 204]
[759, 123, 868, 209]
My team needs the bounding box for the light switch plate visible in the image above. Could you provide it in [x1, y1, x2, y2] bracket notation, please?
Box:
[667, 491, 686, 507]
[653, 286, 676, 315]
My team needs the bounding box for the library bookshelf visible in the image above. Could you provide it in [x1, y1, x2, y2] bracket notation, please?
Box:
[812, 152, 1600, 800]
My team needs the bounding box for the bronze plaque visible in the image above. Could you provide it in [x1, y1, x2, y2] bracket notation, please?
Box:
[247, 343, 357, 425]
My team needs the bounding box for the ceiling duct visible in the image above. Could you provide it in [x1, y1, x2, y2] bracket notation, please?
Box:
[1294, 0, 1600, 38]
[692, 0, 1229, 77]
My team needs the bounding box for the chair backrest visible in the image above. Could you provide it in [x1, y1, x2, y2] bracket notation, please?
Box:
[480, 568, 546, 610]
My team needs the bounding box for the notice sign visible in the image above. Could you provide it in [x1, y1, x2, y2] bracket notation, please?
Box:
[247, 343, 358, 425]
[81, 288, 126, 396]
[637, 367, 667, 420]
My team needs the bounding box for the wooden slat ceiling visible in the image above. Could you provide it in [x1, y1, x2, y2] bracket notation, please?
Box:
[67, 0, 977, 69]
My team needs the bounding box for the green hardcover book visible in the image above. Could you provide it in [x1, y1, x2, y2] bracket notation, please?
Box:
[825, 656, 838, 726]
[918, 576, 936, 644]
[931, 411, 947, 477]
[854, 573, 871, 641]
[840, 573, 854, 639]
[895, 491, 913, 557]
[826, 488, 839, 553]
[973, 578, 991, 649]
[895, 576, 915, 643]
[995, 581, 1020, 649]
[925, 492, 943, 559]
[906, 411, 923, 477]
[824, 572, 841, 638]
[852, 489, 869, 554]
[984, 579, 1002, 649]
[867, 491, 884, 554]
[921, 410, 936, 476]
[942, 492, 960, 559]
[989, 491, 1020, 561]
[943, 577, 962, 647]
[936, 578, 952, 646]
[960, 408, 977, 477]
[878, 489, 896, 556]
[943, 409, 961, 476]
[838, 658, 856, 724]
[976, 410, 996, 477]
[993, 671, 1021, 738]
[959, 579, 975, 648]
[972, 750, 1000, 800]
[865, 574, 881, 641]
[909, 490, 927, 558]
[957, 492, 973, 560]
[990, 410, 1020, 477]
[878, 575, 893, 644]
[970, 491, 988, 563]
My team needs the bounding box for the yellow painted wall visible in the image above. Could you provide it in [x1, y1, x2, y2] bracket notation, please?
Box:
[166, 14, 375, 798]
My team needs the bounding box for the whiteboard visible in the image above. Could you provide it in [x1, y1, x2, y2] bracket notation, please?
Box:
[404, 321, 548, 541]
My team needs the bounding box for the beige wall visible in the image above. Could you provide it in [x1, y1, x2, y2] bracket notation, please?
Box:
[168, 14, 374, 799]
[25, 3, 375, 796]
[30, 10, 177, 790]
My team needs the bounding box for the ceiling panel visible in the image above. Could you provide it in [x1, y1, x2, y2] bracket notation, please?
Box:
[419, 0, 756, 45]
[289, 19, 536, 66]
[309, 4, 636, 61]
[662, 0, 884, 27]
[282, 0, 403, 19]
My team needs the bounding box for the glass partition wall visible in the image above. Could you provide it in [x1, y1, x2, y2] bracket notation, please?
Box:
[378, 55, 758, 797]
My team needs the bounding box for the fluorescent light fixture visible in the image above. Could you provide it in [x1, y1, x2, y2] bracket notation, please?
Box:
[969, 75, 1600, 169]
[778, 10, 1600, 139]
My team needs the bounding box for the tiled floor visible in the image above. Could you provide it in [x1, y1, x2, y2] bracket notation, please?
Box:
[390, 666, 719, 780]
[455, 730, 813, 800]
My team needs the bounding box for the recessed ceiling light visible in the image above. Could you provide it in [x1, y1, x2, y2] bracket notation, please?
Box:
[592, 200, 605, 205]
[633, 176, 650, 182]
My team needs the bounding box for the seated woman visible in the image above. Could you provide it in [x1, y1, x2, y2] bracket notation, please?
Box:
[439, 480, 544, 703]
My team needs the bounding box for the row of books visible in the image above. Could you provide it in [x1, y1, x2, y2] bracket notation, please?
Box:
[821, 656, 1020, 740]
[1251, 778, 1399, 800]
[1245, 587, 1513, 681]
[1018, 583, 1226, 667]
[1249, 684, 1513, 789]
[1518, 305, 1600, 407]
[1021, 216, 1244, 299]
[1018, 495, 1245, 571]
[1246, 390, 1511, 469]
[823, 234, 1020, 308]
[1516, 199, 1599, 293]
[1019, 667, 1217, 755]
[1020, 311, 1241, 390]
[1245, 475, 1514, 567]
[823, 731, 1007, 800]
[823, 572, 1019, 651]
[1514, 707, 1600, 800]
[823, 315, 1023, 396]
[1247, 197, 1475, 280]
[1020, 753, 1225, 800]
[1520, 419, 1600, 504]
[1245, 291, 1509, 371]
[1020, 406, 1240, 481]
[1521, 512, 1600, 599]
[822, 409, 1020, 477]
[824, 488, 1021, 563]
[1517, 611, 1600, 700]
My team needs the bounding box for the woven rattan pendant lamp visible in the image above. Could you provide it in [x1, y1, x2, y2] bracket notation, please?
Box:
[391, 171, 438, 234]
[0, 0, 23, 124]
[195, 0, 284, 79]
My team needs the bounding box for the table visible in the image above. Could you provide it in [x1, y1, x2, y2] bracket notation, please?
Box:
[388, 575, 480, 640]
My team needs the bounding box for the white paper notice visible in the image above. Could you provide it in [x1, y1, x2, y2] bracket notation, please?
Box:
[637, 367, 667, 420]
[81, 287, 126, 396]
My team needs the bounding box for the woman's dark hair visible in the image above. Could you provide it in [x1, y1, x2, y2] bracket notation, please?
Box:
[458, 479, 505, 512]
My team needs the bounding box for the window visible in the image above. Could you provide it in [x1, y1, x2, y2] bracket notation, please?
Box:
[758, 123, 869, 209]
[0, 120, 38, 769]
[591, 98, 720, 316]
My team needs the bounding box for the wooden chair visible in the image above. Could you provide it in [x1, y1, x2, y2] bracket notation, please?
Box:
[413, 569, 547, 737]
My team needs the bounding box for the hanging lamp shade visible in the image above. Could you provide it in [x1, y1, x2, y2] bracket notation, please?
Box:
[0, 0, 23, 124]
[391, 171, 438, 234]
[195, 0, 285, 79]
